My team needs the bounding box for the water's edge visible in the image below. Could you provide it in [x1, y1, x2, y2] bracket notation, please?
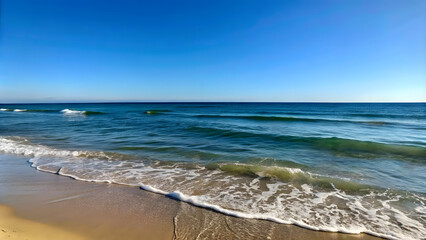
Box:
[14, 155, 388, 240]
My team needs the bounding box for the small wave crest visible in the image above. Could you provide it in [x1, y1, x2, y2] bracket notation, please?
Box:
[196, 114, 318, 122]
[194, 114, 391, 125]
[186, 127, 426, 162]
[1, 108, 85, 114]
[61, 109, 104, 115]
[144, 110, 172, 115]
[206, 163, 368, 192]
[61, 109, 84, 114]
[0, 109, 60, 113]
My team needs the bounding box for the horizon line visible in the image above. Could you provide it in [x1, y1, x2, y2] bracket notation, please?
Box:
[0, 101, 425, 104]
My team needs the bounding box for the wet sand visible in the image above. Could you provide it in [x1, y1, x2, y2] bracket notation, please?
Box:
[0, 154, 381, 240]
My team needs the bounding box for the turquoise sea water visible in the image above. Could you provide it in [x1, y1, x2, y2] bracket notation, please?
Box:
[0, 103, 425, 239]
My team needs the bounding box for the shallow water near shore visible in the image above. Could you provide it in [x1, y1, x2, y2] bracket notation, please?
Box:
[0, 103, 425, 239]
[0, 154, 381, 240]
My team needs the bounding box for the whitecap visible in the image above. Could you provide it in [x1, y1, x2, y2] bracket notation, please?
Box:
[61, 109, 84, 114]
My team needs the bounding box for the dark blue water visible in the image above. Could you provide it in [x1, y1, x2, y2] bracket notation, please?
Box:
[0, 103, 425, 239]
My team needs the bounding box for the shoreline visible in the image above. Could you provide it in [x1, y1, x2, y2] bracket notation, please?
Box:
[0, 153, 382, 240]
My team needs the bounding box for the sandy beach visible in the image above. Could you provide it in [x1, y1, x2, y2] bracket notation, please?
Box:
[2, 0, 425, 238]
[0, 153, 382, 240]
[0, 204, 87, 240]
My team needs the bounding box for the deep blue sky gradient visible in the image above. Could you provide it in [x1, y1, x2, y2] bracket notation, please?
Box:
[1, 0, 425, 102]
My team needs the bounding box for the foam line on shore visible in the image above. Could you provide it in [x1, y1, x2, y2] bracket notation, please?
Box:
[138, 185, 400, 240]
[27, 158, 398, 240]
[19, 156, 424, 240]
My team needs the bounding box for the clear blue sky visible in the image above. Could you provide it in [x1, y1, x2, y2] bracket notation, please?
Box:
[1, 0, 425, 102]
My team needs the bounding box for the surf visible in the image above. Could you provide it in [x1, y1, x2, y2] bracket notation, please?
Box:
[0, 137, 424, 240]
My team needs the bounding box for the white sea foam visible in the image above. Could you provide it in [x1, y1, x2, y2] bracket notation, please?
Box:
[140, 184, 168, 195]
[0, 108, 8, 111]
[13, 109, 26, 112]
[0, 136, 425, 240]
[0, 137, 119, 161]
[61, 109, 84, 114]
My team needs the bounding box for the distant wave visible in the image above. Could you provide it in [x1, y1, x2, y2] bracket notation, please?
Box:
[186, 126, 426, 162]
[253, 112, 424, 119]
[347, 113, 424, 119]
[143, 110, 172, 115]
[24, 109, 58, 113]
[61, 109, 105, 115]
[61, 109, 85, 114]
[194, 114, 389, 125]
[0, 108, 57, 113]
[175, 105, 218, 108]
[255, 111, 331, 116]
[253, 111, 425, 119]
[196, 114, 318, 122]
[0, 108, 104, 115]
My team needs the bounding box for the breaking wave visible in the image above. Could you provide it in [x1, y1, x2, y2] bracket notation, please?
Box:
[61, 109, 105, 115]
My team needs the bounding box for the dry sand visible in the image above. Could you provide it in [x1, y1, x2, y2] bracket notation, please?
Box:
[0, 204, 87, 240]
[0, 154, 382, 240]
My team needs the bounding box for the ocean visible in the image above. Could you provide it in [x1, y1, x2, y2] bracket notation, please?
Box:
[0, 103, 424, 239]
